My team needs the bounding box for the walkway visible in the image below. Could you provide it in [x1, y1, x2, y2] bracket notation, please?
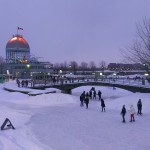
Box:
[3, 81, 57, 96]
[3, 78, 150, 95]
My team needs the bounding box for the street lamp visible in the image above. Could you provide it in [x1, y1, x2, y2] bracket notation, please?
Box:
[144, 73, 149, 76]
[26, 64, 30, 79]
[26, 64, 30, 68]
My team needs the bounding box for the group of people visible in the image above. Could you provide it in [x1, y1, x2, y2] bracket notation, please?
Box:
[16, 79, 29, 88]
[120, 99, 142, 123]
[80, 91, 89, 109]
[79, 89, 143, 123]
[81, 87, 102, 101]
[80, 88, 105, 111]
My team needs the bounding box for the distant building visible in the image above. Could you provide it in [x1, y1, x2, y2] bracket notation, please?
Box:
[5, 34, 53, 79]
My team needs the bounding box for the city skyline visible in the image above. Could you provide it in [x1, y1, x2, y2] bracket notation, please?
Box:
[0, 0, 150, 65]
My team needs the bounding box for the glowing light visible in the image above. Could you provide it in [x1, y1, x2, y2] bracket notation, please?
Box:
[26, 64, 30, 68]
[6, 70, 10, 75]
[10, 37, 17, 42]
[59, 70, 62, 74]
[9, 36, 27, 44]
[144, 73, 149, 76]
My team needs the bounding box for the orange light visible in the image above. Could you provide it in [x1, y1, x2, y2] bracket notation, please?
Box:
[10, 37, 17, 42]
[9, 37, 27, 44]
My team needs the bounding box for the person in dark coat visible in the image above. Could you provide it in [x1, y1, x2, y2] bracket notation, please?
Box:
[120, 105, 126, 123]
[84, 96, 89, 109]
[86, 92, 89, 98]
[89, 90, 92, 99]
[25, 80, 28, 87]
[101, 99, 105, 112]
[137, 99, 142, 115]
[21, 80, 24, 87]
[98, 90, 102, 100]
[82, 91, 85, 101]
[80, 94, 84, 107]
[93, 90, 96, 99]
[16, 79, 20, 87]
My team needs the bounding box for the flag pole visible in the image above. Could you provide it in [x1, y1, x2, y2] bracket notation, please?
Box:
[17, 27, 18, 36]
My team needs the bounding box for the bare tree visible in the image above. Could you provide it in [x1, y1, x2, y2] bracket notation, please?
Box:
[70, 61, 78, 75]
[99, 60, 106, 75]
[89, 61, 97, 75]
[122, 18, 150, 73]
[80, 62, 88, 74]
[53, 63, 61, 74]
[62, 61, 68, 74]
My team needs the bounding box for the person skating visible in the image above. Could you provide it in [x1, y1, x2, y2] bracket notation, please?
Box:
[86, 92, 89, 97]
[98, 90, 102, 100]
[130, 105, 135, 122]
[82, 91, 85, 101]
[101, 99, 105, 112]
[120, 105, 126, 123]
[89, 90, 92, 99]
[93, 90, 96, 99]
[84, 96, 89, 109]
[137, 99, 142, 115]
[80, 93, 84, 107]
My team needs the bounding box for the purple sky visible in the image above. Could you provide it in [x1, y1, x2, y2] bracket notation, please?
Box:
[0, 0, 150, 65]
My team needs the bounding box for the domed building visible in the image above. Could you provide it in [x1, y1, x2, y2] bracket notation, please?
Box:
[6, 34, 30, 63]
[5, 34, 53, 79]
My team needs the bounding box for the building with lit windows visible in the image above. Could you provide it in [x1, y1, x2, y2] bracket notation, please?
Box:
[5, 34, 53, 79]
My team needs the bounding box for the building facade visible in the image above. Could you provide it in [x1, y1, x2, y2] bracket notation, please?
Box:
[5, 34, 53, 79]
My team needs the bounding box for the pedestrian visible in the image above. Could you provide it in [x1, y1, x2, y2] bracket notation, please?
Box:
[21, 80, 24, 87]
[80, 94, 84, 107]
[130, 105, 135, 122]
[137, 99, 142, 115]
[86, 92, 89, 98]
[16, 79, 20, 87]
[98, 90, 102, 100]
[101, 99, 105, 112]
[89, 90, 92, 99]
[25, 80, 28, 87]
[93, 90, 96, 99]
[120, 105, 126, 123]
[84, 96, 89, 109]
[82, 91, 86, 101]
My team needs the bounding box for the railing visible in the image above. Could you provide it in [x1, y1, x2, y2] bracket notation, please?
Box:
[30, 77, 150, 89]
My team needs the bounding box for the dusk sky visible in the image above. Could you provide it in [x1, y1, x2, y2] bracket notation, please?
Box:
[0, 0, 150, 65]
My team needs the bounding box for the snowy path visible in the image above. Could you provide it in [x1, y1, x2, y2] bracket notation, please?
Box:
[29, 99, 150, 150]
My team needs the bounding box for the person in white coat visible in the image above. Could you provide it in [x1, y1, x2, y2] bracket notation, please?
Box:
[130, 105, 135, 122]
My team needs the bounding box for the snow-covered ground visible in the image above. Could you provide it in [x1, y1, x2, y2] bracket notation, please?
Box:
[0, 81, 150, 150]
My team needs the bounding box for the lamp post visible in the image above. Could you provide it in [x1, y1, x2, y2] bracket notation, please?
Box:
[26, 64, 30, 68]
[100, 72, 103, 81]
[26, 64, 30, 79]
[68, 65, 72, 74]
